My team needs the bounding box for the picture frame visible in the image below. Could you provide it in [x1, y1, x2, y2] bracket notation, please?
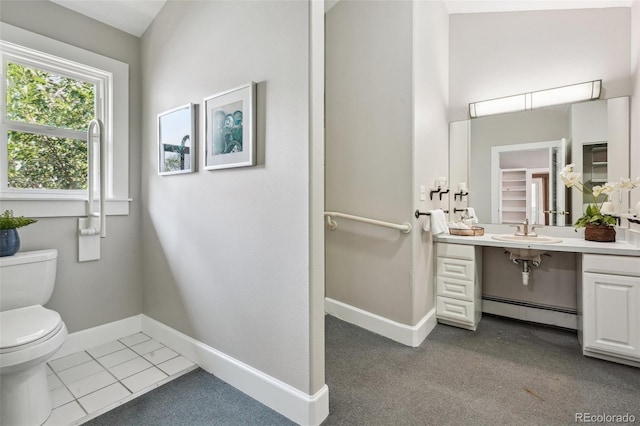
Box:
[203, 82, 256, 170]
[158, 103, 197, 175]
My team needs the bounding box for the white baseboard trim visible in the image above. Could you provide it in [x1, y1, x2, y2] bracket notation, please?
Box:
[51, 314, 328, 425]
[141, 315, 329, 426]
[54, 314, 143, 359]
[482, 299, 577, 330]
[324, 297, 436, 347]
[583, 348, 640, 368]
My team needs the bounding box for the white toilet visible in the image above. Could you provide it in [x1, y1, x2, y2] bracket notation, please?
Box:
[0, 249, 68, 426]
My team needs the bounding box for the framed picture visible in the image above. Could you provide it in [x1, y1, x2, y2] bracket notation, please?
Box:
[203, 82, 256, 170]
[158, 103, 197, 175]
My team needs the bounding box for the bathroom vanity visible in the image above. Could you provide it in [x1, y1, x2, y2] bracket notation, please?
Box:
[435, 243, 482, 330]
[434, 231, 640, 367]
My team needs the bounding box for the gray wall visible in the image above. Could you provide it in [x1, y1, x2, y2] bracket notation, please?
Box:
[483, 248, 577, 311]
[140, 1, 321, 394]
[449, 8, 631, 122]
[0, 1, 143, 333]
[325, 0, 414, 325]
[325, 0, 449, 326]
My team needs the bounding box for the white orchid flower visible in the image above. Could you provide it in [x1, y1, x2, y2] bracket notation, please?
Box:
[591, 186, 603, 197]
[560, 164, 581, 188]
[600, 182, 618, 195]
[618, 177, 634, 190]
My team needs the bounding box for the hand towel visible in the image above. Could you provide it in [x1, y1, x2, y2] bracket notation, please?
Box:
[466, 207, 479, 224]
[423, 209, 449, 235]
[448, 221, 471, 230]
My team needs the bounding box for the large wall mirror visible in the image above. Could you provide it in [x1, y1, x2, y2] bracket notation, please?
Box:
[450, 97, 630, 227]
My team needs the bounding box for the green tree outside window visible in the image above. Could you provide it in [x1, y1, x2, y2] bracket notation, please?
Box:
[5, 62, 95, 190]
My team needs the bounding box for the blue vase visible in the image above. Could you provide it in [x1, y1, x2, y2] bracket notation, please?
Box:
[0, 229, 20, 257]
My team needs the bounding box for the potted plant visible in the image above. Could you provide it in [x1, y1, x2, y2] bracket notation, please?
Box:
[560, 164, 640, 242]
[0, 210, 38, 256]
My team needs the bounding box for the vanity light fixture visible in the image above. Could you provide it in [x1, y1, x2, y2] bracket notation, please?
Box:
[469, 80, 602, 118]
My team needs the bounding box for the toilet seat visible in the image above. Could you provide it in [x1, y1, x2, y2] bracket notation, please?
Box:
[0, 306, 63, 353]
[0, 313, 67, 374]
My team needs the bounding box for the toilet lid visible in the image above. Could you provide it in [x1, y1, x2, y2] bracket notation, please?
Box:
[0, 305, 62, 349]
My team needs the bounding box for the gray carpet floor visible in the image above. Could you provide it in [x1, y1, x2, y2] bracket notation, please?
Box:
[86, 314, 640, 425]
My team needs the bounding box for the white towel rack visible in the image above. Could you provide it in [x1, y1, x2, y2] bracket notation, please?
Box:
[324, 211, 412, 234]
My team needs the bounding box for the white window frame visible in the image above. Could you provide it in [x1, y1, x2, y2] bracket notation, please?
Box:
[1, 45, 108, 198]
[0, 23, 130, 217]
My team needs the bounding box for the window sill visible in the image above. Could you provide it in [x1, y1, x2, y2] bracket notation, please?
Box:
[0, 198, 132, 218]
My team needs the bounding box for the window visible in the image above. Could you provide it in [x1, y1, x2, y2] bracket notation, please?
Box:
[3, 56, 102, 193]
[0, 23, 129, 217]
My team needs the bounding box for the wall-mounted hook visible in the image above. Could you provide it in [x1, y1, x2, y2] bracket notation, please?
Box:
[454, 191, 469, 201]
[429, 187, 441, 200]
[439, 188, 450, 201]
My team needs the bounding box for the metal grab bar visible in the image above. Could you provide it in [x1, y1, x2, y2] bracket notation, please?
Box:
[324, 211, 412, 234]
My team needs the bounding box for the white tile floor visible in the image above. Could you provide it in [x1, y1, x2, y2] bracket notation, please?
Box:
[44, 332, 197, 426]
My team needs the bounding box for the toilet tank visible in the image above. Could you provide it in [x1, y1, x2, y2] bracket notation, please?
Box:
[0, 249, 58, 312]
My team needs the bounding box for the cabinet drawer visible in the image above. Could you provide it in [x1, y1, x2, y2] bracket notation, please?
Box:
[437, 243, 475, 261]
[437, 276, 474, 301]
[437, 257, 474, 281]
[583, 254, 640, 277]
[437, 296, 474, 324]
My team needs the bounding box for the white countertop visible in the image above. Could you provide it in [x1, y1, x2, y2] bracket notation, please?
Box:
[435, 232, 640, 256]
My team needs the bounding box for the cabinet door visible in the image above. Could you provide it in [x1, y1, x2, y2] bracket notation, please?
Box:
[583, 272, 640, 358]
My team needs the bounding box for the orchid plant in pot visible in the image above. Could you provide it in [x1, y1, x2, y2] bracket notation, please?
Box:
[0, 210, 38, 256]
[560, 164, 640, 242]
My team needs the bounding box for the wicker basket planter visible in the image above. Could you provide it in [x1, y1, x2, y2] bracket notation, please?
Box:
[584, 224, 616, 242]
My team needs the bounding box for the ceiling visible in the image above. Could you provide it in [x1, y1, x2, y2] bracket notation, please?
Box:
[50, 0, 167, 37]
[51, 0, 634, 38]
[442, 0, 634, 14]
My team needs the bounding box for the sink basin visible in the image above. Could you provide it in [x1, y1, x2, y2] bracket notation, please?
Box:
[491, 235, 562, 244]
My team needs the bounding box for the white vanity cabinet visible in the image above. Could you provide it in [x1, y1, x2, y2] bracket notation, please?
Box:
[581, 254, 640, 366]
[436, 243, 482, 330]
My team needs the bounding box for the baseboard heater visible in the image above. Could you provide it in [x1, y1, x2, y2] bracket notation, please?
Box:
[481, 296, 578, 330]
[482, 296, 577, 314]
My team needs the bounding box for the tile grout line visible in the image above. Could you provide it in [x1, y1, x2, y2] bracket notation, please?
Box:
[46, 334, 196, 425]
[49, 365, 89, 418]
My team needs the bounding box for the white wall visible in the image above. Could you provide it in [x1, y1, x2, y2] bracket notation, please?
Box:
[412, 0, 449, 321]
[449, 8, 631, 121]
[631, 1, 640, 207]
[0, 1, 143, 333]
[140, 0, 322, 396]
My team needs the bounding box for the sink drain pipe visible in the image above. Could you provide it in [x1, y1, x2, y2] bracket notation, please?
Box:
[522, 260, 530, 286]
